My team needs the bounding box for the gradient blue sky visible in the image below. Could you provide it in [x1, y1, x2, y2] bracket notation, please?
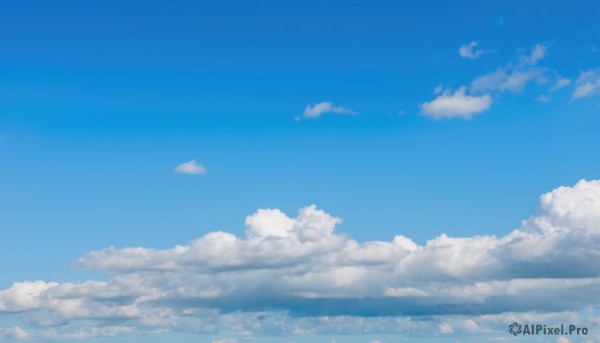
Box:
[1, 1, 600, 342]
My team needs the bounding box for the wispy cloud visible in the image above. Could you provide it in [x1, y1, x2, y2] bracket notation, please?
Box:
[458, 41, 493, 60]
[423, 43, 557, 120]
[572, 68, 600, 99]
[2, 180, 600, 339]
[420, 87, 492, 119]
[174, 160, 206, 175]
[523, 43, 547, 65]
[297, 101, 357, 120]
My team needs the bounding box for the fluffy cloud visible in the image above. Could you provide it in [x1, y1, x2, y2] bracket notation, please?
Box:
[1, 181, 600, 340]
[459, 41, 492, 60]
[298, 101, 357, 120]
[420, 87, 492, 119]
[174, 160, 206, 175]
[573, 68, 600, 99]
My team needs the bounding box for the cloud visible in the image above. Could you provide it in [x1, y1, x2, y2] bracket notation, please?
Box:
[537, 77, 572, 103]
[2, 180, 600, 339]
[174, 160, 206, 175]
[0, 327, 30, 341]
[459, 41, 493, 60]
[298, 101, 357, 120]
[425, 43, 558, 118]
[573, 68, 600, 99]
[524, 44, 548, 65]
[549, 77, 572, 93]
[212, 339, 238, 343]
[420, 87, 492, 119]
[468, 44, 553, 96]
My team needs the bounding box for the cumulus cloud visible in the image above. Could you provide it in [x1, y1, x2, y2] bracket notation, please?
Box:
[174, 160, 206, 175]
[573, 68, 600, 99]
[420, 87, 492, 119]
[1, 181, 600, 339]
[459, 41, 493, 60]
[297, 101, 357, 120]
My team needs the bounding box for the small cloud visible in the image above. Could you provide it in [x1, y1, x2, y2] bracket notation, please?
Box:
[459, 41, 493, 60]
[536, 94, 551, 103]
[524, 44, 548, 65]
[174, 160, 206, 175]
[549, 77, 571, 93]
[439, 323, 454, 334]
[556, 337, 571, 343]
[0, 327, 30, 341]
[496, 14, 507, 27]
[572, 68, 600, 99]
[420, 87, 492, 119]
[386, 110, 406, 117]
[212, 339, 238, 343]
[298, 101, 357, 120]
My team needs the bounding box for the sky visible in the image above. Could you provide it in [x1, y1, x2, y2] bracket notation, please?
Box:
[1, 0, 600, 342]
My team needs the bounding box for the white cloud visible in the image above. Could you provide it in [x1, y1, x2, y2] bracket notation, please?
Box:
[2, 180, 600, 339]
[174, 160, 206, 175]
[459, 41, 492, 60]
[420, 87, 492, 119]
[573, 68, 600, 99]
[298, 101, 357, 120]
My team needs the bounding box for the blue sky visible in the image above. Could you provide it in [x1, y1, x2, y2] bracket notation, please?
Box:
[1, 1, 600, 342]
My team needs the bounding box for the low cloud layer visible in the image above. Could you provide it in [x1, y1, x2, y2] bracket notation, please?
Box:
[1, 180, 600, 340]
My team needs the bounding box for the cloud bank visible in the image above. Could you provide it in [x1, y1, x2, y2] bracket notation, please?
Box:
[1, 180, 600, 340]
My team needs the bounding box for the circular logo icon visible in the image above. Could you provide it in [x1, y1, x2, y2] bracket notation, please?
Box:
[509, 322, 522, 336]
